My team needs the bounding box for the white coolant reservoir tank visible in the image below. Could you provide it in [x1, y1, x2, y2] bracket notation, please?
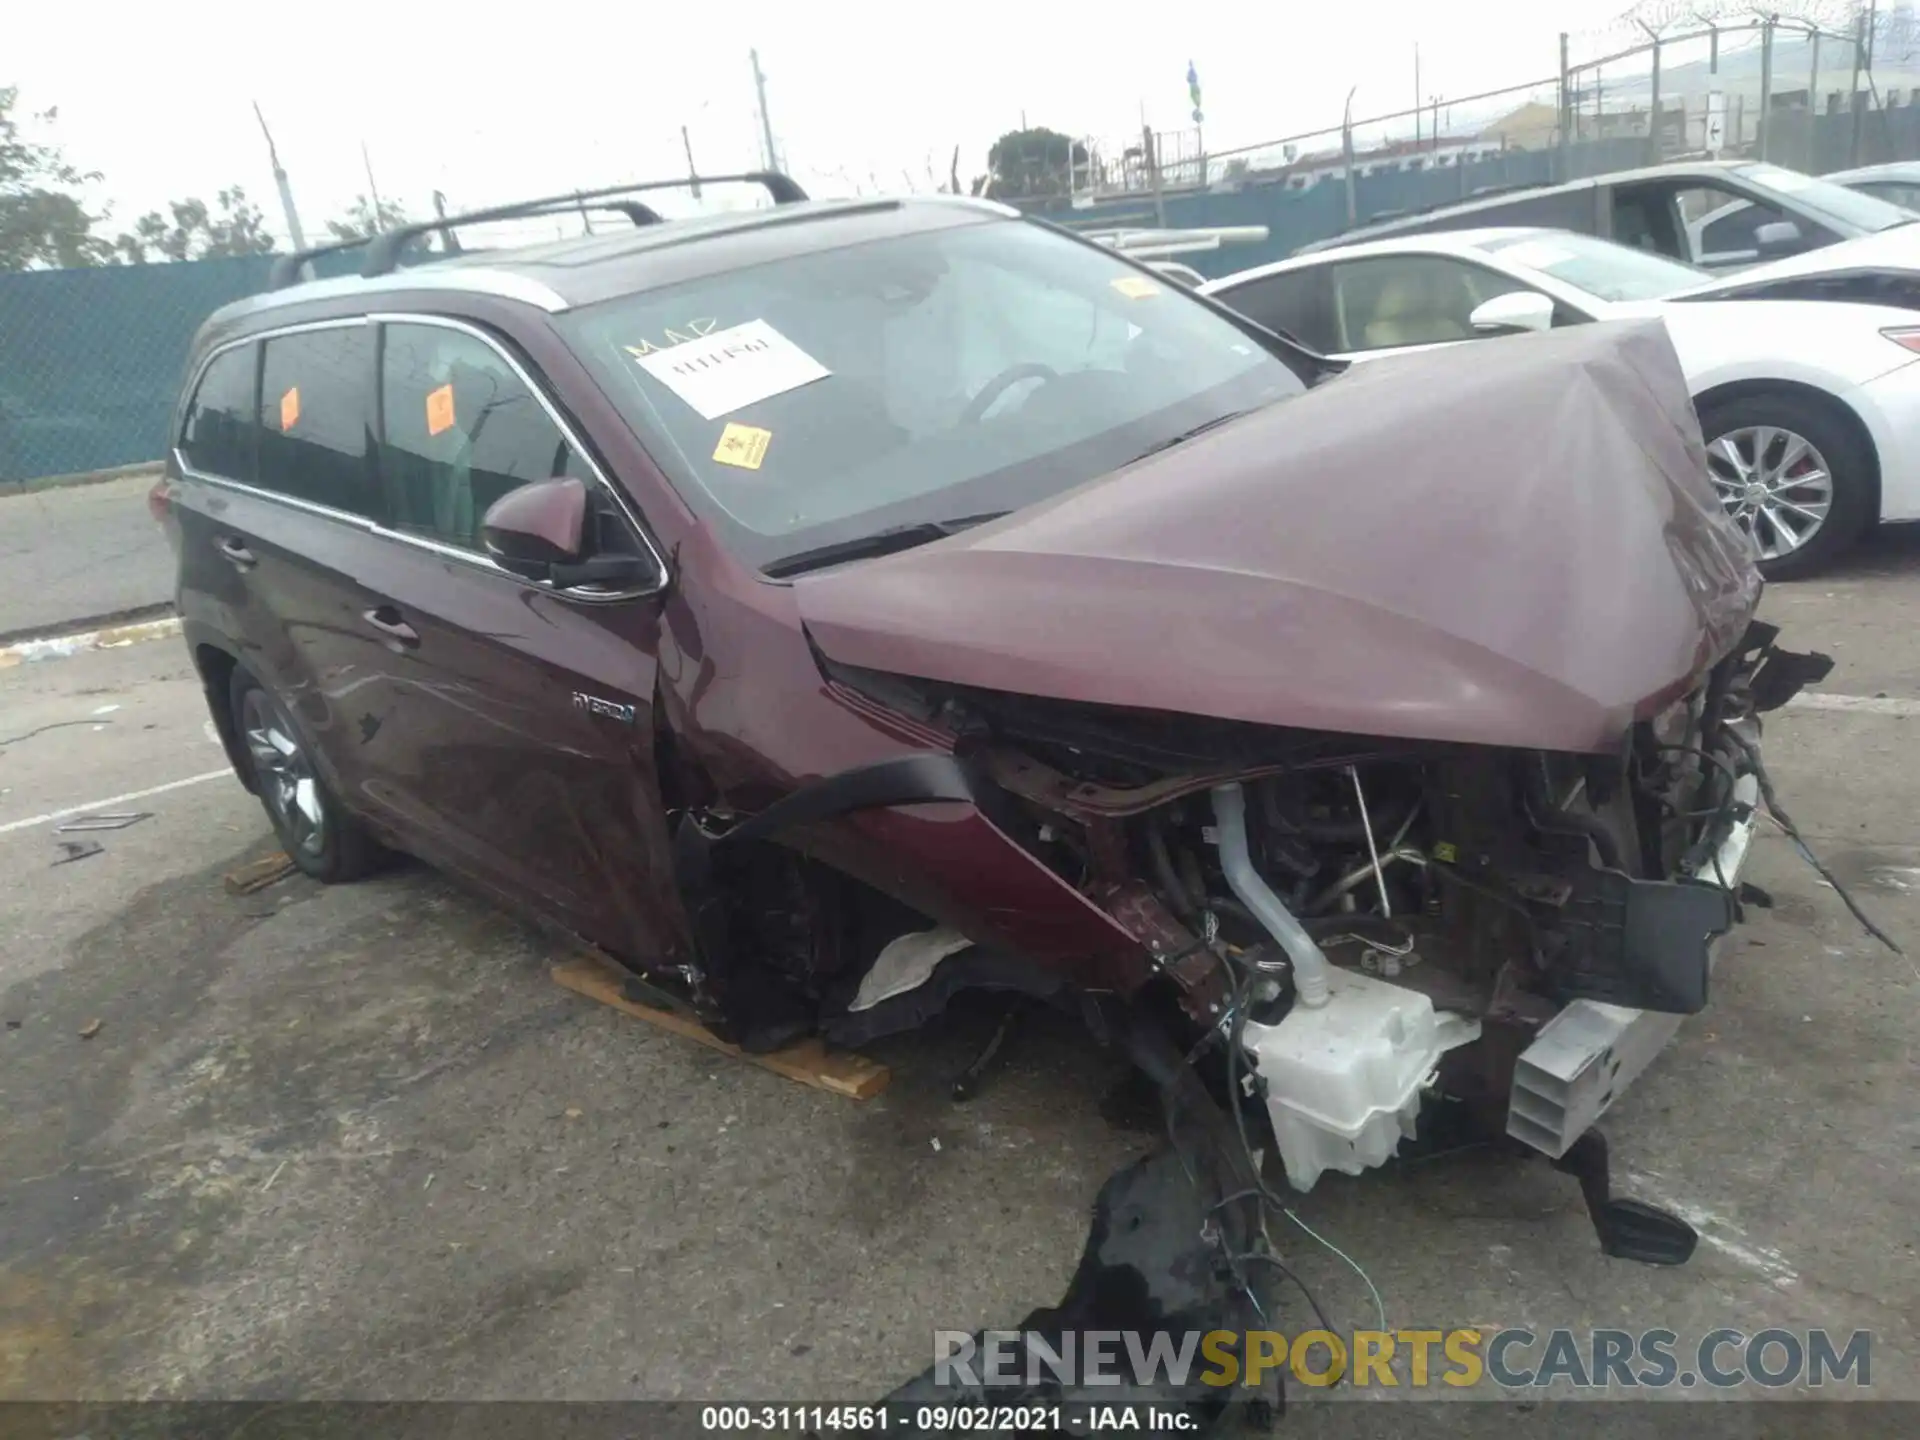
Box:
[1242, 968, 1481, 1192]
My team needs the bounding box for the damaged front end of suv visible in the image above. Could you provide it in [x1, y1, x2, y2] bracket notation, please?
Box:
[649, 319, 1836, 1420]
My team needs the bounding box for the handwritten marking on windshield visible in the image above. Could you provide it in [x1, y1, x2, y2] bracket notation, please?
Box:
[623, 318, 722, 359]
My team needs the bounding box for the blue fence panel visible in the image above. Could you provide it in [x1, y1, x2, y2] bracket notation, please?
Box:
[0, 256, 283, 482]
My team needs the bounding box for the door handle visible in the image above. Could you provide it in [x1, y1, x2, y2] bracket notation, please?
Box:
[362, 606, 420, 647]
[217, 536, 256, 569]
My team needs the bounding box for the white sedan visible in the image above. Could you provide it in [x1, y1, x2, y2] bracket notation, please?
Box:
[1200, 227, 1920, 577]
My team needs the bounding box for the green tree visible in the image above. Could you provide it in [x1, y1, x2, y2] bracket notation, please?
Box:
[0, 85, 110, 270]
[984, 126, 1087, 200]
[326, 194, 411, 242]
[113, 187, 275, 263]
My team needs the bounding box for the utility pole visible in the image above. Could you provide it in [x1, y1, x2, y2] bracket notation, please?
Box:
[361, 142, 385, 231]
[1809, 28, 1820, 113]
[432, 190, 458, 253]
[1758, 15, 1776, 162]
[1342, 85, 1359, 229]
[252, 102, 306, 250]
[1851, 7, 1868, 164]
[1141, 122, 1167, 227]
[1558, 32, 1572, 181]
[751, 49, 779, 172]
[1634, 20, 1661, 166]
[682, 125, 702, 199]
[1415, 44, 1422, 145]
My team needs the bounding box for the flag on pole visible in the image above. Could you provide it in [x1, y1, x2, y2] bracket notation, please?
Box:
[1187, 61, 1203, 124]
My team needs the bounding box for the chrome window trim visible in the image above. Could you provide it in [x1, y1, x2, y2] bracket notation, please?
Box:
[176, 312, 670, 604]
[173, 452, 380, 532]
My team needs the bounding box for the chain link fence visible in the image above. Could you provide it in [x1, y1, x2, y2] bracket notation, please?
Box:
[0, 257, 285, 485]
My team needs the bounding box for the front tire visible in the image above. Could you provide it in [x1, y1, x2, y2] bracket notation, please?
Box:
[229, 667, 382, 882]
[1698, 392, 1874, 581]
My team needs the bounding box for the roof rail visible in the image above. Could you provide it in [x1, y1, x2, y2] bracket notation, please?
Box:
[266, 171, 810, 291]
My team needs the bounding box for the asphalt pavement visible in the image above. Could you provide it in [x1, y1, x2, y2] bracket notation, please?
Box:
[0, 473, 175, 643]
[1, 533, 1917, 1417]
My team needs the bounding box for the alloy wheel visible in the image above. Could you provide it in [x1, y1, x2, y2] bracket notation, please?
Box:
[241, 688, 326, 860]
[1706, 425, 1834, 562]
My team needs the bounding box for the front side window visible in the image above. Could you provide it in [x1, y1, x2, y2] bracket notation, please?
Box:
[179, 344, 257, 482]
[258, 326, 377, 516]
[557, 217, 1311, 572]
[1328, 255, 1528, 352]
[1215, 268, 1334, 352]
[379, 323, 594, 551]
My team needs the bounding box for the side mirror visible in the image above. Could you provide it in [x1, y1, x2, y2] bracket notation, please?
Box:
[1469, 290, 1556, 335]
[481, 477, 654, 591]
[1754, 219, 1805, 256]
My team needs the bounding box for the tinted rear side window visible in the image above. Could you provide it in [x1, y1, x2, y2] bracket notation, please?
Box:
[179, 345, 258, 482]
[258, 326, 377, 517]
[1216, 268, 1334, 352]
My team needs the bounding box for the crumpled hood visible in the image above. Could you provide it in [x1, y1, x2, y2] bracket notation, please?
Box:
[795, 319, 1761, 753]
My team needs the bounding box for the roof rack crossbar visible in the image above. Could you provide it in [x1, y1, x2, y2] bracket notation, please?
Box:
[359, 172, 806, 280]
[266, 170, 808, 290]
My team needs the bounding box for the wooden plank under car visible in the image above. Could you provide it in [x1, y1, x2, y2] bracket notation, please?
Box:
[551, 952, 891, 1101]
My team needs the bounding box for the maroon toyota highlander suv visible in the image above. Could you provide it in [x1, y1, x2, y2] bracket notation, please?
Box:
[155, 173, 1834, 1410]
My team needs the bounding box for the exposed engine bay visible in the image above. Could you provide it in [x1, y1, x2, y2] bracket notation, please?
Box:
[660, 621, 1845, 1219]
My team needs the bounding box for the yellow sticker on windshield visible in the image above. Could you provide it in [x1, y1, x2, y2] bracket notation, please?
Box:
[1110, 275, 1162, 299]
[712, 422, 772, 470]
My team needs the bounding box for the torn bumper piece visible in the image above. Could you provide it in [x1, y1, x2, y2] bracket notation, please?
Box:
[1508, 772, 1761, 1159]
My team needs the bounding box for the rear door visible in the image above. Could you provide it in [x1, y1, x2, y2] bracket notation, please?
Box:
[174, 320, 402, 820]
[358, 312, 681, 962]
[1318, 254, 1538, 363]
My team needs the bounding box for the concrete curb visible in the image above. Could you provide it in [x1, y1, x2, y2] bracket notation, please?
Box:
[0, 614, 183, 670]
[0, 460, 165, 498]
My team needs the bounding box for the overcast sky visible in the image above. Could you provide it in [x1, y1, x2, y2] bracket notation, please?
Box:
[17, 0, 1643, 242]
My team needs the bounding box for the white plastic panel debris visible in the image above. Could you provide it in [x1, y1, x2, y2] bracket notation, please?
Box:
[1242, 968, 1480, 1192]
[849, 926, 975, 1012]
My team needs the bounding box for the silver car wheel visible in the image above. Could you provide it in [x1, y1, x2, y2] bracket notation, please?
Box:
[241, 688, 326, 859]
[1706, 424, 1834, 561]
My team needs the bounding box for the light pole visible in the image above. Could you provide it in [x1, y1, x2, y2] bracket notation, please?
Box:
[1342, 86, 1359, 228]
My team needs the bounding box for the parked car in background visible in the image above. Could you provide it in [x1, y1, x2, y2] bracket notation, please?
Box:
[1811, 160, 1920, 212]
[1205, 226, 1920, 576]
[1301, 159, 1917, 274]
[150, 177, 1828, 1331]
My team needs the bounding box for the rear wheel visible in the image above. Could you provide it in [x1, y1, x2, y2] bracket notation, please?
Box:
[229, 668, 382, 882]
[1698, 392, 1874, 581]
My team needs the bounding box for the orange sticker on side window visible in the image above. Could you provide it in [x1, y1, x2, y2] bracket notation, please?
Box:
[426, 383, 456, 436]
[278, 386, 300, 430]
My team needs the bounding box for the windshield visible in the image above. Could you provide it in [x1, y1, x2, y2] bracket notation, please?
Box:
[1734, 162, 1915, 234]
[1479, 231, 1706, 301]
[558, 217, 1311, 572]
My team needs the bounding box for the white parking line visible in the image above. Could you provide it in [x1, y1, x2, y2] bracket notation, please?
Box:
[0, 768, 233, 836]
[1785, 692, 1920, 717]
